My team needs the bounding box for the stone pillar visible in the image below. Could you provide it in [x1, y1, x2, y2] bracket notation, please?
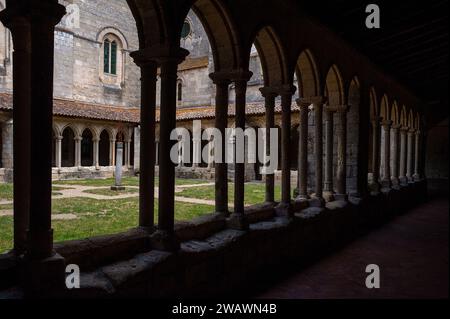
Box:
[55, 135, 62, 169]
[209, 72, 231, 216]
[390, 125, 400, 188]
[0, 0, 66, 293]
[381, 120, 392, 190]
[93, 137, 100, 169]
[260, 87, 277, 204]
[229, 71, 252, 230]
[1, 119, 13, 168]
[336, 105, 349, 201]
[323, 106, 335, 201]
[296, 99, 310, 201]
[130, 50, 158, 230]
[75, 136, 82, 168]
[109, 138, 116, 166]
[370, 117, 382, 193]
[155, 140, 159, 166]
[276, 85, 296, 217]
[399, 127, 408, 185]
[177, 135, 183, 168]
[406, 129, 415, 182]
[207, 138, 214, 170]
[192, 137, 201, 168]
[413, 130, 421, 180]
[155, 49, 189, 250]
[311, 96, 326, 206]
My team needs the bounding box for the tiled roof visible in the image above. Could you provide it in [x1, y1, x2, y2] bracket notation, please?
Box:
[0, 92, 299, 124]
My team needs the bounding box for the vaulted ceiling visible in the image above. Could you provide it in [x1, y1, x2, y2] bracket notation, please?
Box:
[298, 0, 448, 127]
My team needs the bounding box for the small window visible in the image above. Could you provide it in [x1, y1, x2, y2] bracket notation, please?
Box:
[177, 82, 183, 101]
[103, 39, 117, 75]
[181, 21, 191, 39]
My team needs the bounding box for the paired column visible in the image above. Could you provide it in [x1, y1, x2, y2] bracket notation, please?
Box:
[155, 49, 189, 249]
[391, 125, 401, 188]
[109, 138, 116, 166]
[399, 127, 408, 185]
[0, 0, 66, 292]
[381, 120, 392, 190]
[93, 137, 100, 169]
[413, 130, 421, 180]
[75, 136, 82, 168]
[296, 99, 310, 201]
[229, 71, 252, 229]
[311, 97, 326, 206]
[130, 50, 158, 230]
[370, 117, 382, 193]
[335, 105, 349, 200]
[406, 129, 415, 182]
[323, 106, 335, 201]
[260, 87, 277, 204]
[55, 135, 62, 169]
[209, 72, 231, 216]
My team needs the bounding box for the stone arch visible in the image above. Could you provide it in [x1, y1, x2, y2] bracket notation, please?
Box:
[391, 101, 399, 125]
[295, 49, 320, 98]
[347, 77, 361, 193]
[380, 94, 390, 121]
[99, 129, 110, 167]
[400, 105, 408, 127]
[81, 128, 94, 167]
[324, 65, 345, 106]
[369, 87, 379, 119]
[408, 109, 415, 129]
[415, 112, 421, 130]
[250, 25, 289, 87]
[61, 126, 76, 167]
[184, 0, 240, 71]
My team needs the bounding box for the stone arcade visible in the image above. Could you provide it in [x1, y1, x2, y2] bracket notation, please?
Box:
[0, 0, 432, 298]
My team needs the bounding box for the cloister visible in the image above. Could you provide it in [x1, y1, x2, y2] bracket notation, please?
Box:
[0, 0, 436, 298]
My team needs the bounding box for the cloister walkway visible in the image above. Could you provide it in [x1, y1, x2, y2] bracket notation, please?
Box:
[255, 197, 449, 299]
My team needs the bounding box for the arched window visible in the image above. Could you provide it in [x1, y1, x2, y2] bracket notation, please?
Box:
[177, 81, 183, 101]
[181, 20, 192, 39]
[103, 39, 118, 75]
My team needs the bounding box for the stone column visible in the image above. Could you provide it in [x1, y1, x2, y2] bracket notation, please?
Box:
[323, 106, 335, 201]
[209, 72, 231, 216]
[75, 136, 82, 168]
[1, 119, 13, 168]
[109, 138, 116, 166]
[406, 129, 415, 182]
[413, 130, 421, 180]
[296, 99, 310, 201]
[155, 140, 159, 166]
[0, 0, 66, 293]
[370, 117, 382, 193]
[192, 137, 201, 169]
[381, 120, 392, 190]
[390, 125, 400, 188]
[55, 135, 62, 169]
[260, 87, 277, 204]
[276, 85, 296, 217]
[336, 105, 349, 201]
[311, 96, 326, 206]
[155, 49, 189, 250]
[229, 71, 252, 230]
[207, 138, 214, 170]
[399, 127, 408, 185]
[93, 137, 100, 169]
[130, 50, 158, 229]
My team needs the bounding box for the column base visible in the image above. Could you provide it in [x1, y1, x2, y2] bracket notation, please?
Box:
[294, 194, 309, 204]
[309, 195, 325, 208]
[399, 176, 408, 186]
[323, 191, 335, 202]
[150, 230, 180, 252]
[413, 174, 421, 181]
[22, 252, 66, 298]
[227, 213, 249, 230]
[334, 193, 348, 201]
[391, 177, 401, 189]
[275, 201, 293, 218]
[111, 185, 126, 191]
[215, 209, 230, 218]
[369, 181, 381, 195]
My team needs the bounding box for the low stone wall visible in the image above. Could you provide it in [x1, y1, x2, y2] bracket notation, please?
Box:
[52, 166, 136, 181]
[0, 180, 428, 298]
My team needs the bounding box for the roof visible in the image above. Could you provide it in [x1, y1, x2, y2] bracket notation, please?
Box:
[0, 92, 299, 124]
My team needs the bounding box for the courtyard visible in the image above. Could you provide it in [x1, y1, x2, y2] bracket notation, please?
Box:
[0, 177, 282, 253]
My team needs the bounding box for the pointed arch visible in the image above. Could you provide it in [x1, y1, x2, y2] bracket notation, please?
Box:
[295, 49, 320, 98]
[408, 109, 415, 129]
[324, 64, 344, 106]
[391, 101, 399, 125]
[400, 105, 408, 127]
[370, 87, 378, 120]
[380, 94, 390, 121]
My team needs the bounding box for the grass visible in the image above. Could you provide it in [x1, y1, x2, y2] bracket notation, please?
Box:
[83, 187, 139, 196]
[53, 176, 210, 187]
[0, 196, 214, 254]
[177, 182, 282, 206]
[0, 184, 71, 201]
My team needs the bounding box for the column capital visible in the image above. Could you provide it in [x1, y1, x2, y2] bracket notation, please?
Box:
[408, 128, 416, 134]
[415, 130, 421, 136]
[371, 116, 382, 125]
[0, 1, 66, 28]
[391, 124, 401, 130]
[230, 69, 253, 83]
[130, 49, 158, 68]
[296, 98, 313, 110]
[74, 136, 82, 142]
[56, 135, 63, 141]
[381, 119, 393, 128]
[92, 137, 100, 143]
[259, 86, 278, 99]
[209, 71, 232, 85]
[276, 84, 297, 97]
[132, 45, 189, 66]
[400, 125, 409, 132]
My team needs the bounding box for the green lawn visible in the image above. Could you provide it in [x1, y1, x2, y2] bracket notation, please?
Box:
[53, 176, 210, 187]
[0, 196, 214, 254]
[177, 183, 282, 206]
[83, 187, 139, 196]
[0, 184, 71, 201]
